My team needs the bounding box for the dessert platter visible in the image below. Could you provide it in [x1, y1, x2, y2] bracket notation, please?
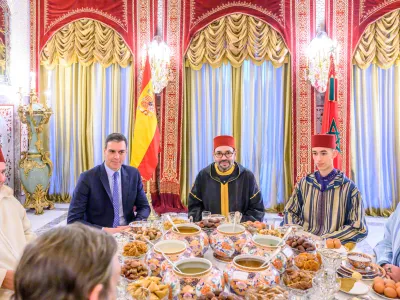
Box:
[196, 214, 226, 234]
[112, 214, 394, 300]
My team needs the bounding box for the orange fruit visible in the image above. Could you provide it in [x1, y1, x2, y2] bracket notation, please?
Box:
[395, 282, 400, 288]
[396, 286, 400, 298]
[386, 279, 396, 286]
[384, 287, 397, 298]
[386, 282, 397, 290]
[374, 282, 385, 294]
[374, 277, 385, 285]
[333, 239, 342, 249]
[326, 239, 334, 249]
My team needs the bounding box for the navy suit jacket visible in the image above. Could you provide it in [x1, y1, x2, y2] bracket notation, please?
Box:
[67, 163, 150, 228]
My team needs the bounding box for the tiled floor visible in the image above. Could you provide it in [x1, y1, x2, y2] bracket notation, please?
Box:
[28, 207, 388, 255]
[27, 203, 69, 234]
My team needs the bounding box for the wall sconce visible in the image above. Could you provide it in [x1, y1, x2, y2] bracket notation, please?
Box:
[306, 31, 338, 93]
[147, 35, 172, 94]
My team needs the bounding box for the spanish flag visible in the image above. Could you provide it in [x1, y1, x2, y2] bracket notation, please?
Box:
[130, 55, 160, 180]
[321, 54, 342, 170]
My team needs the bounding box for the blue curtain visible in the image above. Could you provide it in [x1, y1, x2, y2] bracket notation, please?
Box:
[188, 60, 285, 209]
[241, 60, 285, 209]
[48, 63, 133, 196]
[188, 63, 233, 187]
[351, 64, 400, 215]
[92, 64, 132, 166]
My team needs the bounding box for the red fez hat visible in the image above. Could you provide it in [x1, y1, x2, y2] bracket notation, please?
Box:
[311, 134, 336, 149]
[214, 135, 236, 150]
[0, 147, 4, 163]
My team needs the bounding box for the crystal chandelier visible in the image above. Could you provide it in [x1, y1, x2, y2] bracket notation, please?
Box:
[147, 36, 172, 94]
[306, 31, 338, 93]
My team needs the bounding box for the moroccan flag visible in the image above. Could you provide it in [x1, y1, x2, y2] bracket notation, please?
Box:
[130, 56, 160, 180]
[321, 54, 342, 169]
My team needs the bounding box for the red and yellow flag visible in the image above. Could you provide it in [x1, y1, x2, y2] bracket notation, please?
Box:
[321, 54, 342, 169]
[130, 56, 160, 180]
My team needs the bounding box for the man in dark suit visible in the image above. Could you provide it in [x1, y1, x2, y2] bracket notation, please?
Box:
[67, 133, 150, 234]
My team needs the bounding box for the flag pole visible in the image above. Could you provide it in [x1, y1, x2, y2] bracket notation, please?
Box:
[146, 180, 159, 221]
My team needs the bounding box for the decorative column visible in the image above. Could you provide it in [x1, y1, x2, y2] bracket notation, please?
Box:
[18, 85, 54, 214]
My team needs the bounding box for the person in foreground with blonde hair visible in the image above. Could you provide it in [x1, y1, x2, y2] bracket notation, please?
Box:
[13, 223, 120, 300]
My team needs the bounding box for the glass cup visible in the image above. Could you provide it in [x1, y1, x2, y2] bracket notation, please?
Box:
[228, 211, 242, 224]
[287, 287, 309, 300]
[177, 212, 189, 220]
[202, 211, 211, 220]
[314, 237, 326, 250]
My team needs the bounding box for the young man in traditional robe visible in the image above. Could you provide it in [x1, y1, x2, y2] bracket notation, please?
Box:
[374, 203, 400, 282]
[188, 135, 265, 222]
[0, 147, 36, 299]
[284, 134, 368, 247]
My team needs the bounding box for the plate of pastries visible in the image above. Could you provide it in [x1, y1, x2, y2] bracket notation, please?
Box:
[282, 268, 315, 290]
[196, 215, 226, 233]
[121, 259, 149, 281]
[197, 290, 243, 300]
[163, 218, 188, 230]
[127, 276, 169, 300]
[133, 227, 163, 242]
[122, 240, 149, 258]
[294, 252, 322, 271]
[245, 285, 289, 299]
[241, 221, 267, 235]
[285, 235, 316, 253]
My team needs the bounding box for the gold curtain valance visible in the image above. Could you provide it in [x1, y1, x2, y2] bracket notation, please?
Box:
[353, 9, 400, 69]
[185, 14, 289, 70]
[40, 19, 133, 69]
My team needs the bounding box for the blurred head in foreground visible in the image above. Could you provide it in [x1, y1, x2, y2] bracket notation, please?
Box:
[13, 223, 120, 300]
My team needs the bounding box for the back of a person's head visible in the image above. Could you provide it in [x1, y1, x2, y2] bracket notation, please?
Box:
[13, 223, 118, 300]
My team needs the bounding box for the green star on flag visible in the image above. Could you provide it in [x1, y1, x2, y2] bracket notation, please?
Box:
[327, 119, 341, 153]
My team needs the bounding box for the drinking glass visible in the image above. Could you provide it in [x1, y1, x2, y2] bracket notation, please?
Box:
[228, 211, 242, 224]
[202, 211, 211, 220]
[287, 287, 310, 300]
[177, 212, 189, 220]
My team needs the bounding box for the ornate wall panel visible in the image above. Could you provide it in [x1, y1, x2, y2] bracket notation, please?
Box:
[158, 0, 184, 205]
[291, 0, 316, 181]
[326, 0, 400, 176]
[0, 104, 14, 188]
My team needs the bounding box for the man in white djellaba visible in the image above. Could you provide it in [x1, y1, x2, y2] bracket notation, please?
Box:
[0, 146, 36, 299]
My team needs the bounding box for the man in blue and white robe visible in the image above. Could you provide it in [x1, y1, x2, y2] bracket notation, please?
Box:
[374, 203, 400, 282]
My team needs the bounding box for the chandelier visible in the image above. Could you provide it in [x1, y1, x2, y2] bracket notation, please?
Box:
[147, 36, 172, 94]
[306, 31, 338, 93]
